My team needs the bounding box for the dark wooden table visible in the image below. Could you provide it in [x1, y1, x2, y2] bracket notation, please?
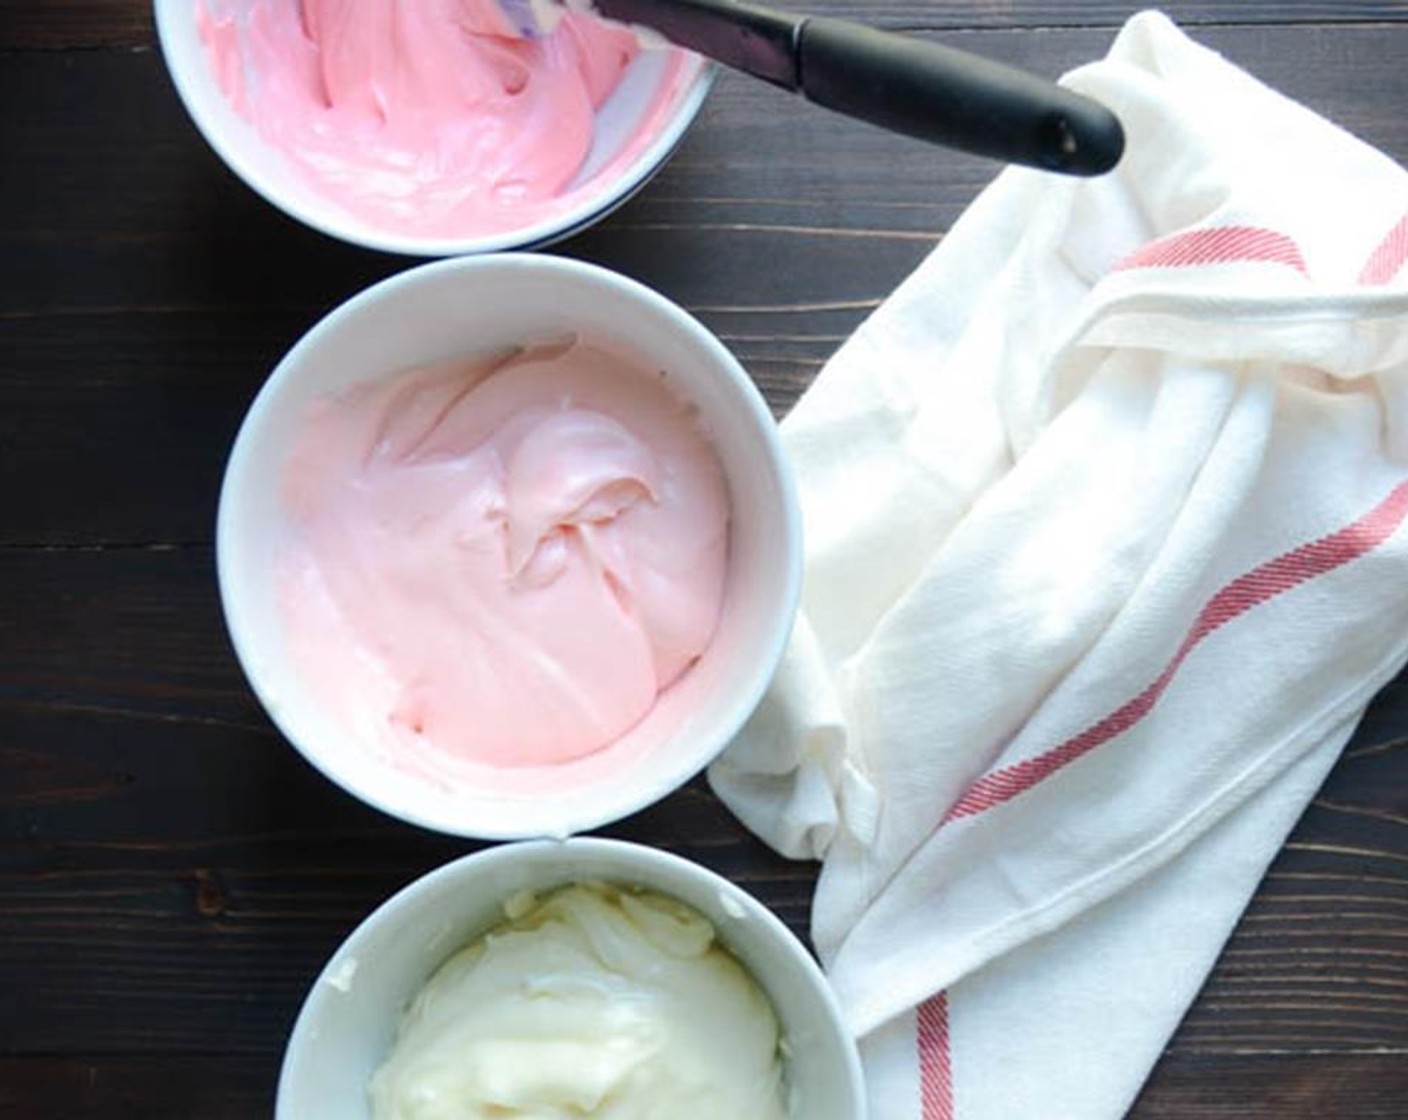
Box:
[4, 2, 1408, 1116]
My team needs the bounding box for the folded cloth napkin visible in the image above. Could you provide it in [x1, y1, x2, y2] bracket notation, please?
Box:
[708, 10, 1408, 1118]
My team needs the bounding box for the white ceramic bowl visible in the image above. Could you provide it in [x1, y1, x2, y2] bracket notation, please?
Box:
[153, 0, 712, 256]
[217, 253, 801, 839]
[276, 839, 866, 1120]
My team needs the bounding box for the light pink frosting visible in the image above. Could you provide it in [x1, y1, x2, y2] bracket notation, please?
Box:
[197, 0, 695, 237]
[279, 338, 730, 773]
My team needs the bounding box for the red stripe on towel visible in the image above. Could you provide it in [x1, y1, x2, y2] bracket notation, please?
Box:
[917, 482, 1408, 1118]
[1113, 226, 1308, 275]
[942, 479, 1408, 825]
[918, 993, 954, 1120]
[1358, 211, 1408, 285]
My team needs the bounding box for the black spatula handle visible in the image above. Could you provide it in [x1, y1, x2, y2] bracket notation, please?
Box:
[592, 0, 1124, 176]
[796, 18, 1123, 176]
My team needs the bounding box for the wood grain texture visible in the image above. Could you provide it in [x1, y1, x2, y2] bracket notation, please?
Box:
[4, 0, 1408, 1116]
[4, 1050, 1406, 1120]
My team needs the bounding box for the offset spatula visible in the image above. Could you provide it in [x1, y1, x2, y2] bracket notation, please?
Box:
[494, 0, 1125, 176]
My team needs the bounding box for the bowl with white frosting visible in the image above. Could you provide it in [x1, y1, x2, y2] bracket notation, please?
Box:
[217, 252, 800, 839]
[154, 0, 712, 255]
[276, 838, 866, 1119]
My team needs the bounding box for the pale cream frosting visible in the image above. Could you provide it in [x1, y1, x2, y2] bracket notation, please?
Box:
[368, 882, 788, 1119]
[278, 337, 729, 775]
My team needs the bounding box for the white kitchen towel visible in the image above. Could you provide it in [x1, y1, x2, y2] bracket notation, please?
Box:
[708, 10, 1408, 1119]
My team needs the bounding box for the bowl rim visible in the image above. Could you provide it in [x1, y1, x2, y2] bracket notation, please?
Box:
[151, 0, 716, 257]
[215, 252, 803, 840]
[274, 837, 868, 1119]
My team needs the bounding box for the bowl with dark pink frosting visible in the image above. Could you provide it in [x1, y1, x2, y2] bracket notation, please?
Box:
[217, 253, 801, 838]
[155, 0, 712, 255]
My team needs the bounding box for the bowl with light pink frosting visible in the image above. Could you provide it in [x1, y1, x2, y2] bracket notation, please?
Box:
[217, 254, 801, 838]
[154, 0, 712, 255]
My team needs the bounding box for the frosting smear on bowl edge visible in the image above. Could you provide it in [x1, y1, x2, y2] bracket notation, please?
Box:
[278, 336, 730, 774]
